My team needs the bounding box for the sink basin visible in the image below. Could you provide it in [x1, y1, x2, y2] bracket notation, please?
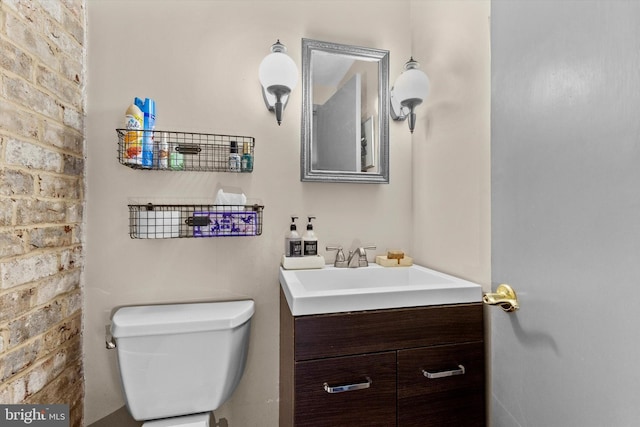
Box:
[279, 263, 483, 315]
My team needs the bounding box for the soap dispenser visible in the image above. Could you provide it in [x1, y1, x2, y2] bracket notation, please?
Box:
[303, 216, 318, 256]
[285, 216, 302, 257]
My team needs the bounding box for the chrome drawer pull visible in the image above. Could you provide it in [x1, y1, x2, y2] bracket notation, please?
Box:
[422, 365, 466, 379]
[323, 377, 372, 394]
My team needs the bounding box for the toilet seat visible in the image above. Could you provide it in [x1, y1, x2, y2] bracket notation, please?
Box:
[142, 412, 210, 427]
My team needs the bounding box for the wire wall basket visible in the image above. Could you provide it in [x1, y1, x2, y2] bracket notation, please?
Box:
[117, 129, 255, 172]
[129, 203, 264, 239]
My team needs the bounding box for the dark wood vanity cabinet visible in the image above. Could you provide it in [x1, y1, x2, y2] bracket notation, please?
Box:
[279, 290, 485, 427]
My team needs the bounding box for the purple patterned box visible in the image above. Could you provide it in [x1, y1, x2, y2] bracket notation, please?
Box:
[193, 211, 257, 237]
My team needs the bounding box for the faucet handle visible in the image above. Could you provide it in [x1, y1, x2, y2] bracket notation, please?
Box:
[357, 245, 376, 267]
[326, 246, 348, 268]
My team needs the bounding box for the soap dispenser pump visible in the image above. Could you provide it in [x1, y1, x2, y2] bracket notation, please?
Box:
[285, 216, 302, 257]
[303, 216, 318, 256]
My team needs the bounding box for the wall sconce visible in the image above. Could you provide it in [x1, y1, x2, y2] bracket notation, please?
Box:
[259, 40, 298, 125]
[390, 57, 430, 133]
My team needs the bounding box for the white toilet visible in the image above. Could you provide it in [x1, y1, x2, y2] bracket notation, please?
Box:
[109, 299, 255, 427]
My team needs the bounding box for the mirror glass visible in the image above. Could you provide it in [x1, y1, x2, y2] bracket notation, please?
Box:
[301, 39, 389, 183]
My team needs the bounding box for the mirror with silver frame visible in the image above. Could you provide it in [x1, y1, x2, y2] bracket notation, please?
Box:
[301, 39, 389, 183]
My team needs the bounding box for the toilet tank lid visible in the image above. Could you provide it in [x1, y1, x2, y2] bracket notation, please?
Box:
[111, 300, 255, 338]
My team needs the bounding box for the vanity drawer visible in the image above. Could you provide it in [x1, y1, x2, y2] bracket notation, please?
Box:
[294, 303, 483, 360]
[397, 342, 485, 426]
[293, 351, 397, 427]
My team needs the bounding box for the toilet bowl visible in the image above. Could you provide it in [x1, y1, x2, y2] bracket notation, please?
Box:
[109, 300, 255, 427]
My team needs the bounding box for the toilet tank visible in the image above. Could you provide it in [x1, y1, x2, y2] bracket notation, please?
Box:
[110, 300, 255, 421]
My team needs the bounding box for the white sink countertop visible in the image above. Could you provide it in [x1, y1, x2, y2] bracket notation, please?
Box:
[279, 263, 483, 316]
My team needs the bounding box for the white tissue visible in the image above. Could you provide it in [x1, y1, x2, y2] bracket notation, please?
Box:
[214, 189, 247, 206]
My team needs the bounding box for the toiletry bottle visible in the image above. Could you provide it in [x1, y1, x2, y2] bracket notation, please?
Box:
[134, 97, 156, 168]
[303, 216, 318, 256]
[229, 141, 241, 172]
[157, 132, 169, 169]
[241, 141, 253, 172]
[285, 216, 302, 257]
[169, 140, 184, 170]
[124, 102, 143, 165]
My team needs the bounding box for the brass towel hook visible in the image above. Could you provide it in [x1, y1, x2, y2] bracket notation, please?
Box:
[483, 284, 519, 312]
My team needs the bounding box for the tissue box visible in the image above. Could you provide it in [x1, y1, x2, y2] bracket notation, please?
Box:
[193, 211, 257, 237]
[136, 211, 180, 239]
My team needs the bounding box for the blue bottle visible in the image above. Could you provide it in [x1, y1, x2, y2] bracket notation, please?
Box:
[134, 97, 156, 168]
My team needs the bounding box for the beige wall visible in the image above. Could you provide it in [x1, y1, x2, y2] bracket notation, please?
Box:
[84, 0, 490, 425]
[409, 1, 491, 286]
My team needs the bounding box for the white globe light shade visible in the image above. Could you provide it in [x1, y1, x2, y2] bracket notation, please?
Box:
[259, 51, 298, 92]
[393, 64, 429, 105]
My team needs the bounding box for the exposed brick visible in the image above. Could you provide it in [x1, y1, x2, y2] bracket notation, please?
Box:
[11, 377, 27, 402]
[36, 0, 63, 23]
[60, 0, 84, 22]
[62, 154, 83, 176]
[7, 301, 64, 348]
[0, 338, 43, 381]
[62, 104, 83, 132]
[37, 174, 80, 199]
[0, 102, 40, 140]
[60, 56, 82, 87]
[59, 246, 82, 271]
[0, 199, 15, 226]
[26, 357, 83, 406]
[65, 201, 82, 224]
[4, 10, 59, 71]
[0, 38, 33, 77]
[64, 289, 81, 315]
[0, 252, 59, 290]
[61, 8, 83, 46]
[69, 399, 83, 427]
[0, 168, 35, 196]
[42, 314, 81, 352]
[26, 357, 52, 396]
[34, 270, 80, 307]
[2, 0, 85, 417]
[14, 198, 67, 225]
[0, 231, 27, 257]
[43, 120, 83, 154]
[0, 286, 33, 323]
[3, 75, 61, 121]
[2, 0, 41, 28]
[37, 64, 81, 108]
[70, 224, 81, 245]
[6, 138, 62, 172]
[43, 18, 83, 61]
[29, 225, 73, 249]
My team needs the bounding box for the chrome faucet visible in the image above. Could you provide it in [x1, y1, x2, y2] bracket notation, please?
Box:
[327, 245, 376, 268]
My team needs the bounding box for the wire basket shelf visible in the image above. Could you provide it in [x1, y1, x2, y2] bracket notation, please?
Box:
[117, 129, 255, 172]
[128, 203, 264, 239]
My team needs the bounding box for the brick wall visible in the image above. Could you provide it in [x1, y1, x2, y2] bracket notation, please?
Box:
[0, 0, 85, 426]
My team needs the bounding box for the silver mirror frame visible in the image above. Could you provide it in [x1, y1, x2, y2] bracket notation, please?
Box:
[301, 39, 390, 183]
